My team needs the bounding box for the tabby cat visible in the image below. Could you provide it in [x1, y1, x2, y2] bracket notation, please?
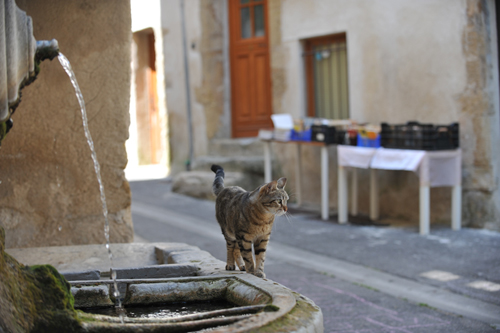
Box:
[211, 164, 288, 278]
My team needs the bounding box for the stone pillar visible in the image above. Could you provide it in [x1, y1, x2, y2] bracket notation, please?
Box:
[459, 0, 500, 230]
[0, 0, 133, 248]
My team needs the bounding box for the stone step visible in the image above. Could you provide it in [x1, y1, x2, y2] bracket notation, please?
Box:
[193, 155, 266, 176]
[193, 156, 268, 192]
[172, 171, 256, 200]
[208, 138, 265, 157]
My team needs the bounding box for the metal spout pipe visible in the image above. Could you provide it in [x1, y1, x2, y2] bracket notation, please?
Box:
[35, 39, 59, 62]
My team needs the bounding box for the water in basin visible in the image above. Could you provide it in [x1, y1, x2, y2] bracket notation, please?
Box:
[82, 300, 237, 319]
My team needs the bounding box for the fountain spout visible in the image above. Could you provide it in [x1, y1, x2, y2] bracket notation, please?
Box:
[0, 0, 59, 145]
[35, 39, 60, 62]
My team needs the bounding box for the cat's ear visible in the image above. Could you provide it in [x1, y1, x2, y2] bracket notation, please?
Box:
[277, 177, 287, 189]
[260, 180, 277, 195]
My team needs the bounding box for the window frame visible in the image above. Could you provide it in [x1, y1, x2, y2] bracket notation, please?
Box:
[304, 33, 349, 119]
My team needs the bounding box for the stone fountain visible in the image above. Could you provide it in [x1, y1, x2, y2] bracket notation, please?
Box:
[0, 1, 58, 144]
[0, 1, 322, 332]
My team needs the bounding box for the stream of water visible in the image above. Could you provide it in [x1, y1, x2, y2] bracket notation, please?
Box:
[58, 53, 124, 321]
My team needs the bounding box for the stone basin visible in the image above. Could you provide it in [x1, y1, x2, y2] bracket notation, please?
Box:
[7, 242, 323, 332]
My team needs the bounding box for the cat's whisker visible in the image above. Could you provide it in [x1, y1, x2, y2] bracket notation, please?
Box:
[287, 188, 301, 198]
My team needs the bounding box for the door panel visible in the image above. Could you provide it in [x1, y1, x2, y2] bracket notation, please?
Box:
[234, 54, 251, 121]
[229, 0, 272, 138]
[254, 52, 269, 119]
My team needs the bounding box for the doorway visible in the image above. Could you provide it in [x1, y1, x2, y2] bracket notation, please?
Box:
[134, 31, 162, 164]
[229, 0, 273, 137]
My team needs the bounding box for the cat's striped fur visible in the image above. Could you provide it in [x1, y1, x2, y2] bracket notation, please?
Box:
[211, 164, 288, 278]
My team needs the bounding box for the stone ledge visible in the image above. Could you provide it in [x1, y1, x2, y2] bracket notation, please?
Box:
[63, 269, 100, 281]
[9, 242, 323, 332]
[114, 264, 198, 279]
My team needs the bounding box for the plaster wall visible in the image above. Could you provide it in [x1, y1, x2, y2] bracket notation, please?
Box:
[160, 0, 228, 174]
[161, 0, 198, 173]
[280, 0, 467, 122]
[0, 0, 134, 247]
[270, 0, 500, 228]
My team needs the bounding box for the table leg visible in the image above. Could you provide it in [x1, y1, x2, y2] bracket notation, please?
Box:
[264, 141, 272, 183]
[350, 168, 358, 216]
[419, 185, 430, 235]
[452, 185, 461, 231]
[321, 146, 329, 220]
[338, 165, 348, 224]
[370, 168, 379, 220]
[295, 144, 302, 206]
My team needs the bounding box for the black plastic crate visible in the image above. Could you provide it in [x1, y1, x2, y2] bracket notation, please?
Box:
[334, 129, 358, 145]
[380, 121, 459, 150]
[311, 125, 337, 144]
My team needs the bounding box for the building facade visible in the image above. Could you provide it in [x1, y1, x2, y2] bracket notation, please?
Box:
[129, 0, 500, 230]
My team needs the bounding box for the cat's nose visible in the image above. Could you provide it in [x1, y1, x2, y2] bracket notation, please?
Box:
[283, 206, 288, 212]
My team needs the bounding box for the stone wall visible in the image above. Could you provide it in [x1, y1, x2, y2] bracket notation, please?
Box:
[459, 0, 500, 229]
[0, 0, 133, 248]
[270, 0, 500, 229]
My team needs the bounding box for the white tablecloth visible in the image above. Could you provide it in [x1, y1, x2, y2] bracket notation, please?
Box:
[337, 145, 377, 168]
[418, 150, 462, 187]
[337, 146, 461, 187]
[370, 148, 425, 171]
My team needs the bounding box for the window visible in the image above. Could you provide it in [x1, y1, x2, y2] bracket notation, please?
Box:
[239, 0, 266, 40]
[303, 34, 349, 119]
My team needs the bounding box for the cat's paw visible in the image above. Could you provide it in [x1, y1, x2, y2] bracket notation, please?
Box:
[253, 270, 266, 278]
[225, 264, 236, 271]
[239, 266, 246, 271]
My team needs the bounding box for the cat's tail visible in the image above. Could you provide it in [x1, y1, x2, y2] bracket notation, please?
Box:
[211, 164, 225, 197]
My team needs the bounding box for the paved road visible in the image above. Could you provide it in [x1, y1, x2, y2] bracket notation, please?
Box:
[130, 178, 500, 332]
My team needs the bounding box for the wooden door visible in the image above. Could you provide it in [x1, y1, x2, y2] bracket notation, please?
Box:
[229, 0, 273, 138]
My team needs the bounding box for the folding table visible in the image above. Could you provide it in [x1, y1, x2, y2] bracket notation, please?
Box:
[337, 146, 462, 235]
[263, 140, 334, 220]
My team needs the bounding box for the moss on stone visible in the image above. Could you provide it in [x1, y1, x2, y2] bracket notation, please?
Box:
[0, 121, 7, 144]
[263, 304, 280, 312]
[0, 226, 82, 332]
[248, 292, 322, 333]
[26, 265, 81, 332]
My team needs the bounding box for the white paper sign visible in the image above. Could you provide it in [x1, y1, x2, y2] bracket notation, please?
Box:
[271, 114, 294, 129]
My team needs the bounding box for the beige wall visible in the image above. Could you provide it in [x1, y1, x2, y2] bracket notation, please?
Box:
[270, 0, 500, 229]
[0, 0, 133, 248]
[160, 0, 229, 173]
[279, 0, 467, 123]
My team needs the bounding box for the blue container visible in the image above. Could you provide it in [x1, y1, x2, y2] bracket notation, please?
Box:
[357, 133, 381, 148]
[291, 129, 312, 141]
